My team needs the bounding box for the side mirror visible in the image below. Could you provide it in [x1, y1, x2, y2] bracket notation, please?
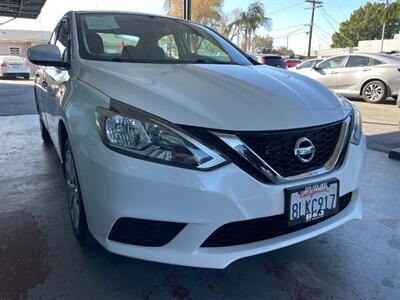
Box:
[28, 44, 70, 69]
[312, 63, 322, 70]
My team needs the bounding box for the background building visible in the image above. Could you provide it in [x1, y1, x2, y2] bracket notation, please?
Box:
[0, 29, 51, 74]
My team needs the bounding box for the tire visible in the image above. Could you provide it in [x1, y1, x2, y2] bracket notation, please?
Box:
[63, 139, 91, 245]
[23, 74, 30, 80]
[362, 80, 387, 103]
[40, 118, 52, 145]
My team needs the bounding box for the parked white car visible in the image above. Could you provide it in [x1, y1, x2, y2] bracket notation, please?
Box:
[294, 53, 400, 103]
[28, 11, 366, 268]
[0, 55, 31, 79]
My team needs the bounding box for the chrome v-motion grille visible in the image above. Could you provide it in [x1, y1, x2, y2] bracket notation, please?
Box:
[213, 117, 351, 184]
[182, 116, 351, 184]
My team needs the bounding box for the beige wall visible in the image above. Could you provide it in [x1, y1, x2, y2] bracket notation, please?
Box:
[358, 39, 400, 52]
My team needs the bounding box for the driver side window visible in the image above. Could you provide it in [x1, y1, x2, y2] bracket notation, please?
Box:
[55, 19, 70, 62]
[318, 56, 346, 69]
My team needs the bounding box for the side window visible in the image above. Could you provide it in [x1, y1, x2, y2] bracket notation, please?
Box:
[371, 58, 384, 65]
[318, 56, 346, 69]
[158, 34, 179, 59]
[345, 56, 370, 68]
[55, 20, 70, 62]
[183, 33, 230, 62]
[299, 60, 312, 68]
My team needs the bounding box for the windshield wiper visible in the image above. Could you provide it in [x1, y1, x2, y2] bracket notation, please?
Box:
[192, 58, 239, 65]
[110, 58, 137, 63]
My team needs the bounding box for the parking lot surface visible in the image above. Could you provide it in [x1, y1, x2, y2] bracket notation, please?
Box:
[0, 79, 36, 116]
[0, 80, 399, 299]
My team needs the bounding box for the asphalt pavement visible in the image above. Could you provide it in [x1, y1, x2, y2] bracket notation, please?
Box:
[0, 79, 37, 116]
[0, 79, 399, 300]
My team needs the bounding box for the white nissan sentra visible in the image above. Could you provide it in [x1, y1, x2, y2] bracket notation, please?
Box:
[28, 11, 366, 268]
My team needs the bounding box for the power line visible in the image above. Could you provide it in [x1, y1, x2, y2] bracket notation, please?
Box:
[321, 7, 340, 25]
[272, 26, 308, 39]
[314, 24, 333, 37]
[320, 9, 339, 32]
[313, 28, 332, 46]
[268, 2, 306, 15]
[270, 23, 308, 32]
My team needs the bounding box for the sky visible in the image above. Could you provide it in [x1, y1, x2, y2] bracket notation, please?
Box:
[0, 0, 388, 54]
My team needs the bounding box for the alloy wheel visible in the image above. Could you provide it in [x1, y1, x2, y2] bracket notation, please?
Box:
[65, 149, 81, 230]
[364, 83, 383, 102]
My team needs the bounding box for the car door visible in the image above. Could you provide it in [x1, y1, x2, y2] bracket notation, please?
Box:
[33, 66, 46, 122]
[42, 18, 71, 155]
[40, 23, 60, 132]
[335, 55, 371, 96]
[309, 56, 347, 90]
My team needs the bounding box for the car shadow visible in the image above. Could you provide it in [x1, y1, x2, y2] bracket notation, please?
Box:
[365, 131, 400, 153]
[348, 97, 397, 106]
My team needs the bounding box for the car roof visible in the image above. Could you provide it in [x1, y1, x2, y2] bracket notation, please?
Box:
[257, 54, 282, 58]
[326, 52, 400, 63]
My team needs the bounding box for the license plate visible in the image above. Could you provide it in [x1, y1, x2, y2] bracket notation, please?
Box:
[285, 179, 339, 226]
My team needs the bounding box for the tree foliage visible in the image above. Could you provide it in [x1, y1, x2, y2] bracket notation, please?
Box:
[275, 46, 294, 57]
[228, 1, 271, 52]
[331, 2, 400, 48]
[164, 0, 224, 28]
[252, 34, 273, 53]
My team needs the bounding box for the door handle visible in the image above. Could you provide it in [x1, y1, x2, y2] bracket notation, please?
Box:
[329, 71, 338, 74]
[41, 80, 48, 89]
[362, 68, 371, 72]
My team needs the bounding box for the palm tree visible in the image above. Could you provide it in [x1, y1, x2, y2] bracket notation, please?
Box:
[229, 1, 271, 52]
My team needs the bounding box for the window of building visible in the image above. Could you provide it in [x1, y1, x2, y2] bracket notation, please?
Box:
[9, 47, 21, 55]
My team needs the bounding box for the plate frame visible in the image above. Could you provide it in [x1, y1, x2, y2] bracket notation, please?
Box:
[284, 178, 340, 227]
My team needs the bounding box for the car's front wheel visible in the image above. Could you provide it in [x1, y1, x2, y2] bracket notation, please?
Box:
[63, 139, 91, 244]
[362, 80, 387, 103]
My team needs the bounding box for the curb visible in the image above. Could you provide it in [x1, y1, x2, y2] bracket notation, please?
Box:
[389, 148, 400, 161]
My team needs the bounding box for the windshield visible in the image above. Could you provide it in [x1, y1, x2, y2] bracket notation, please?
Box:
[76, 13, 252, 65]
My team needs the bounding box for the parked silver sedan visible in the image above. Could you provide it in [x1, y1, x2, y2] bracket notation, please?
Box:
[295, 53, 400, 103]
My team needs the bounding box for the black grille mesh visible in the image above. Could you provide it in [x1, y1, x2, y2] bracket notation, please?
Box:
[201, 192, 352, 248]
[108, 218, 186, 247]
[238, 121, 343, 178]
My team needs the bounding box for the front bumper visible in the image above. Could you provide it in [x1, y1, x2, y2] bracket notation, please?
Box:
[73, 134, 366, 268]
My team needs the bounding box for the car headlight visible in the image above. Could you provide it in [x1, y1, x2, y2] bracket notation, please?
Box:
[96, 100, 227, 170]
[337, 95, 362, 145]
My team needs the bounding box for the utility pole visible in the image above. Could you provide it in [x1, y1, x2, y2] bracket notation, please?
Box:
[184, 0, 192, 21]
[380, 0, 389, 52]
[305, 0, 322, 58]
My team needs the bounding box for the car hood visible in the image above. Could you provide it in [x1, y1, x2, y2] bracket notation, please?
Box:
[78, 61, 346, 131]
